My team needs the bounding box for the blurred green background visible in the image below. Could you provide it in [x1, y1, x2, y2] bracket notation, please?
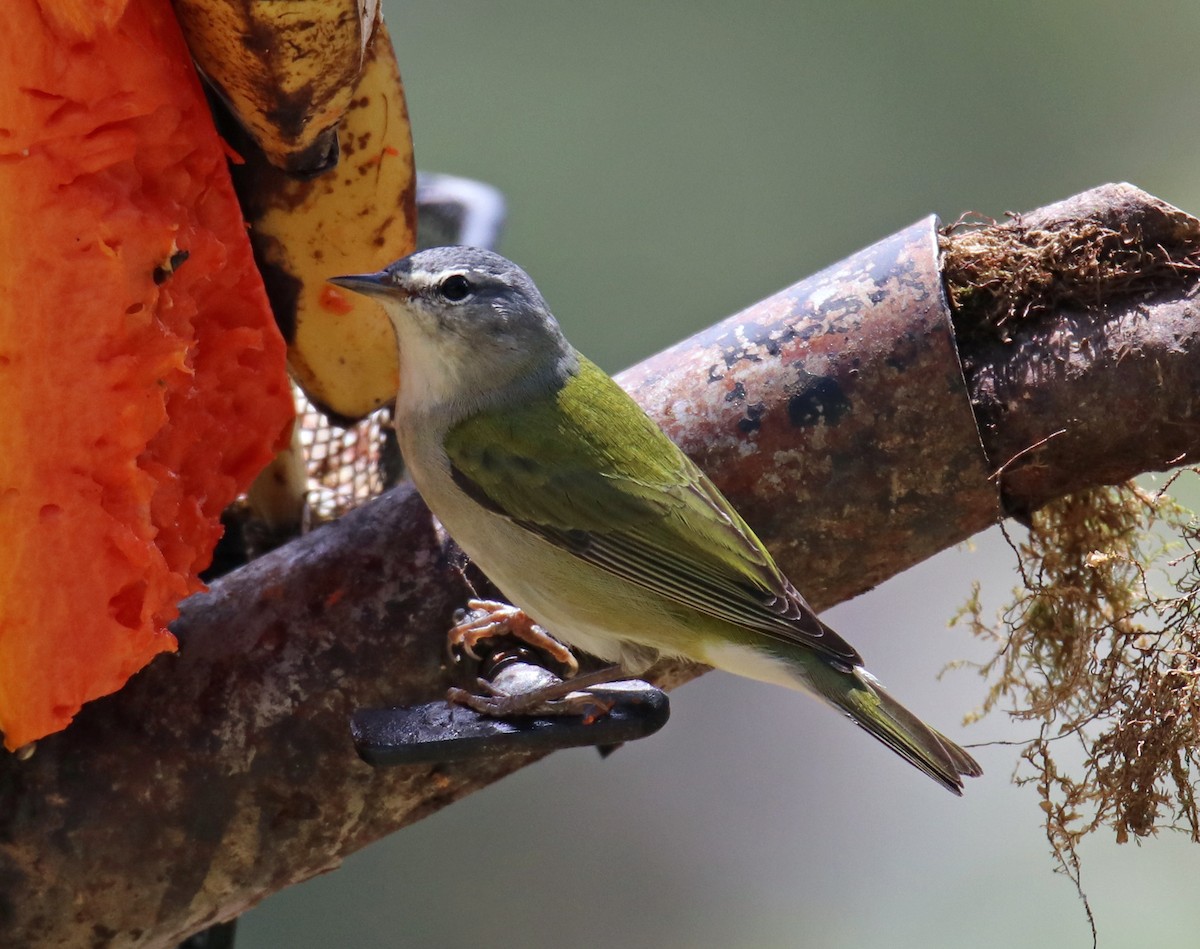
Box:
[240, 2, 1200, 946]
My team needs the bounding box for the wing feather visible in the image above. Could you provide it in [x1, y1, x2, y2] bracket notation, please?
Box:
[444, 357, 861, 666]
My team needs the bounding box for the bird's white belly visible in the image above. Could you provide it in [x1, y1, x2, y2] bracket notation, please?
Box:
[402, 431, 688, 668]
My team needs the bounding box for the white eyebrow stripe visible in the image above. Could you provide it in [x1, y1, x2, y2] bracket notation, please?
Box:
[406, 271, 441, 292]
[409, 269, 477, 292]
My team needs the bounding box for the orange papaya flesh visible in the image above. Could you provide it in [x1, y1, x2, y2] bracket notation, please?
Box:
[0, 0, 294, 750]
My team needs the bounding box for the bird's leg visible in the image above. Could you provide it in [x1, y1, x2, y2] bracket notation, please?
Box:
[448, 598, 579, 676]
[447, 665, 627, 720]
[447, 600, 631, 719]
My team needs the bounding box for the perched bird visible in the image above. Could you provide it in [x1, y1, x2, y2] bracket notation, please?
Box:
[330, 248, 982, 794]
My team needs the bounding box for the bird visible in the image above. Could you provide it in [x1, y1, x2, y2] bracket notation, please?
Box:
[329, 247, 982, 794]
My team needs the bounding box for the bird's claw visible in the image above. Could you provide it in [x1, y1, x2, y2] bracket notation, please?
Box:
[447, 683, 616, 720]
[446, 665, 626, 721]
[448, 598, 579, 675]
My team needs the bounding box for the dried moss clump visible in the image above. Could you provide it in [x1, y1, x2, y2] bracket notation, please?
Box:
[957, 474, 1200, 872]
[940, 211, 1200, 342]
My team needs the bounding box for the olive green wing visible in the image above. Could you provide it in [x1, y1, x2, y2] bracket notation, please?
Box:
[444, 357, 861, 666]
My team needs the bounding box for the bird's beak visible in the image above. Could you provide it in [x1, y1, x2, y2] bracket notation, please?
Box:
[327, 271, 398, 299]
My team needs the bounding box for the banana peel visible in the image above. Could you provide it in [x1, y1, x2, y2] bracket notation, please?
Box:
[173, 0, 380, 175]
[245, 421, 309, 533]
[230, 16, 416, 424]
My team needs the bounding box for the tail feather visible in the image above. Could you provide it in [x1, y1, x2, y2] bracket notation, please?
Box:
[830, 670, 982, 795]
[701, 635, 981, 793]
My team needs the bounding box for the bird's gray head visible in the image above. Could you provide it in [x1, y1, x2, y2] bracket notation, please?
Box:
[330, 247, 577, 417]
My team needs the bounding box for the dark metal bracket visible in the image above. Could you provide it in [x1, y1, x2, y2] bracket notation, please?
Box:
[351, 654, 670, 766]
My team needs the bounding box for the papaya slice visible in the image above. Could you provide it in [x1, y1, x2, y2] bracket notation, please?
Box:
[0, 0, 294, 749]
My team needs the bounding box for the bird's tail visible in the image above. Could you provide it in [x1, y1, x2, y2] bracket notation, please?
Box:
[816, 663, 982, 795]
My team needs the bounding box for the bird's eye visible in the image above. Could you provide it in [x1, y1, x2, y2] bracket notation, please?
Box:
[438, 274, 472, 302]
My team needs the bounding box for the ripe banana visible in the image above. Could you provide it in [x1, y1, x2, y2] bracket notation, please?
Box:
[230, 16, 416, 424]
[173, 0, 379, 175]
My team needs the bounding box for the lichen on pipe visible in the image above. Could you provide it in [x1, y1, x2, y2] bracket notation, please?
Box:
[623, 215, 999, 609]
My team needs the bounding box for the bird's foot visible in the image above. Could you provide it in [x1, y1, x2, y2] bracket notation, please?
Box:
[448, 599, 579, 675]
[447, 665, 626, 721]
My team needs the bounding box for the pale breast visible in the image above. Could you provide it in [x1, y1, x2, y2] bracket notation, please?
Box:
[399, 423, 705, 670]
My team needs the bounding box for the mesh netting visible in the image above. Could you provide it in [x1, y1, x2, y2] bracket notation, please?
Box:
[294, 386, 393, 522]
